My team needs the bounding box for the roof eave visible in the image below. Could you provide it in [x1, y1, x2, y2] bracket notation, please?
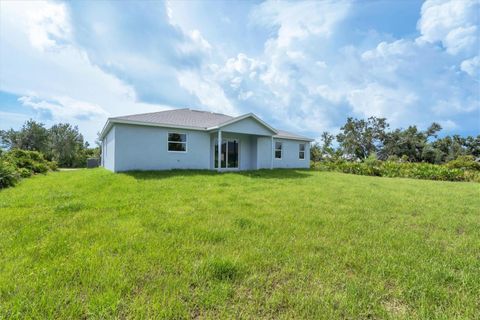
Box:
[274, 135, 314, 142]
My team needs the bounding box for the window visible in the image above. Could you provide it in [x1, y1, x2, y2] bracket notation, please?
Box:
[299, 143, 305, 159]
[275, 142, 282, 159]
[168, 133, 187, 152]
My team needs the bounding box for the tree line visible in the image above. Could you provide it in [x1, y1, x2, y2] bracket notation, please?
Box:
[311, 117, 480, 164]
[1, 117, 479, 168]
[0, 120, 99, 168]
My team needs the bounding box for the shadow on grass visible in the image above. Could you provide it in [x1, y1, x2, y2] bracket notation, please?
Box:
[121, 168, 312, 180]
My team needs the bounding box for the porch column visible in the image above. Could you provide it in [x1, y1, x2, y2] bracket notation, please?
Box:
[271, 136, 274, 169]
[217, 130, 222, 172]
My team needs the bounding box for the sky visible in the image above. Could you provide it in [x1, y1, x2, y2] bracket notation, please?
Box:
[0, 0, 479, 143]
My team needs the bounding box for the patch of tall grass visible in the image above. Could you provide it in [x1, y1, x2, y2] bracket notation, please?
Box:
[314, 156, 480, 182]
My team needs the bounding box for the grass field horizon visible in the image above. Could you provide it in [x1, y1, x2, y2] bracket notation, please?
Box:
[1, 169, 479, 318]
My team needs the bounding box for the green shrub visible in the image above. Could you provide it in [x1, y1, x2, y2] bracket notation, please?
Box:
[314, 159, 477, 182]
[17, 168, 33, 178]
[48, 161, 58, 171]
[0, 149, 57, 189]
[0, 160, 19, 188]
[464, 170, 480, 183]
[32, 162, 49, 174]
[446, 155, 480, 171]
[4, 149, 56, 174]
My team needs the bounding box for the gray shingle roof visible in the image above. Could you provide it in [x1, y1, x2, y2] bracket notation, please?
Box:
[109, 108, 312, 141]
[112, 108, 233, 129]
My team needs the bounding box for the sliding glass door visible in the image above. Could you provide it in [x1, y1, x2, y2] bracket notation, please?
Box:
[215, 138, 239, 169]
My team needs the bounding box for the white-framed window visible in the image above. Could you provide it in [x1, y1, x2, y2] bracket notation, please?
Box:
[167, 132, 187, 152]
[275, 142, 282, 159]
[299, 143, 306, 159]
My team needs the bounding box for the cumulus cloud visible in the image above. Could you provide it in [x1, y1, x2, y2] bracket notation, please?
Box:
[201, 0, 479, 135]
[177, 70, 237, 115]
[417, 0, 479, 56]
[18, 95, 108, 121]
[66, 1, 213, 107]
[251, 0, 351, 47]
[0, 1, 170, 141]
[1, 0, 478, 142]
[24, 1, 71, 51]
[461, 56, 480, 77]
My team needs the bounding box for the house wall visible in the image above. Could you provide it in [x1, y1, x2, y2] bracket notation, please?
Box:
[103, 126, 116, 171]
[250, 137, 258, 170]
[220, 117, 274, 136]
[101, 122, 311, 172]
[257, 137, 273, 169]
[273, 138, 310, 169]
[112, 124, 210, 172]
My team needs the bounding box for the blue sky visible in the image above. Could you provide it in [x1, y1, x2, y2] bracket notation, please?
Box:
[0, 0, 478, 143]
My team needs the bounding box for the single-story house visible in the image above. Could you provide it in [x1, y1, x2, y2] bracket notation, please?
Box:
[99, 108, 313, 172]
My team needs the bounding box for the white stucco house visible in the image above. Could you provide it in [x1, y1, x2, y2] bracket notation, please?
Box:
[99, 108, 313, 172]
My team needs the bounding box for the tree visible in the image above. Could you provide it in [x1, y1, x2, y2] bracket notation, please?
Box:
[0, 120, 49, 153]
[381, 122, 442, 162]
[310, 142, 322, 167]
[464, 135, 480, 158]
[431, 134, 467, 163]
[336, 117, 388, 160]
[425, 122, 442, 139]
[320, 131, 335, 159]
[48, 123, 86, 167]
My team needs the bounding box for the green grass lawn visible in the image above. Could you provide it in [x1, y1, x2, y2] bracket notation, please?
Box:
[0, 169, 479, 319]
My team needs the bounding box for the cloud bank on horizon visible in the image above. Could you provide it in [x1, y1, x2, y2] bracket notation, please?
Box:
[0, 0, 478, 143]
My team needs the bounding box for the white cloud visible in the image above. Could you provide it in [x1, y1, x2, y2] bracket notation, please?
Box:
[251, 0, 351, 47]
[18, 95, 108, 120]
[189, 29, 212, 51]
[438, 119, 458, 130]
[0, 1, 168, 142]
[200, 0, 479, 136]
[177, 70, 238, 115]
[24, 1, 71, 51]
[417, 0, 479, 55]
[1, 0, 477, 143]
[461, 56, 480, 77]
[238, 90, 253, 101]
[432, 97, 478, 115]
[347, 84, 419, 122]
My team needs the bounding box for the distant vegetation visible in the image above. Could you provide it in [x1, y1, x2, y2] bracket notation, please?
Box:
[314, 155, 480, 182]
[310, 117, 480, 182]
[0, 119, 99, 188]
[0, 119, 99, 167]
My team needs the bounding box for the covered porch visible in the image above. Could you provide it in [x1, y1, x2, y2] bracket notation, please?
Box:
[206, 113, 279, 171]
[209, 131, 274, 171]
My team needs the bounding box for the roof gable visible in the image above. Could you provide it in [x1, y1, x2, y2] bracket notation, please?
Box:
[210, 113, 278, 135]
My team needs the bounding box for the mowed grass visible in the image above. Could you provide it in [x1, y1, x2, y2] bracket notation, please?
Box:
[0, 169, 479, 319]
